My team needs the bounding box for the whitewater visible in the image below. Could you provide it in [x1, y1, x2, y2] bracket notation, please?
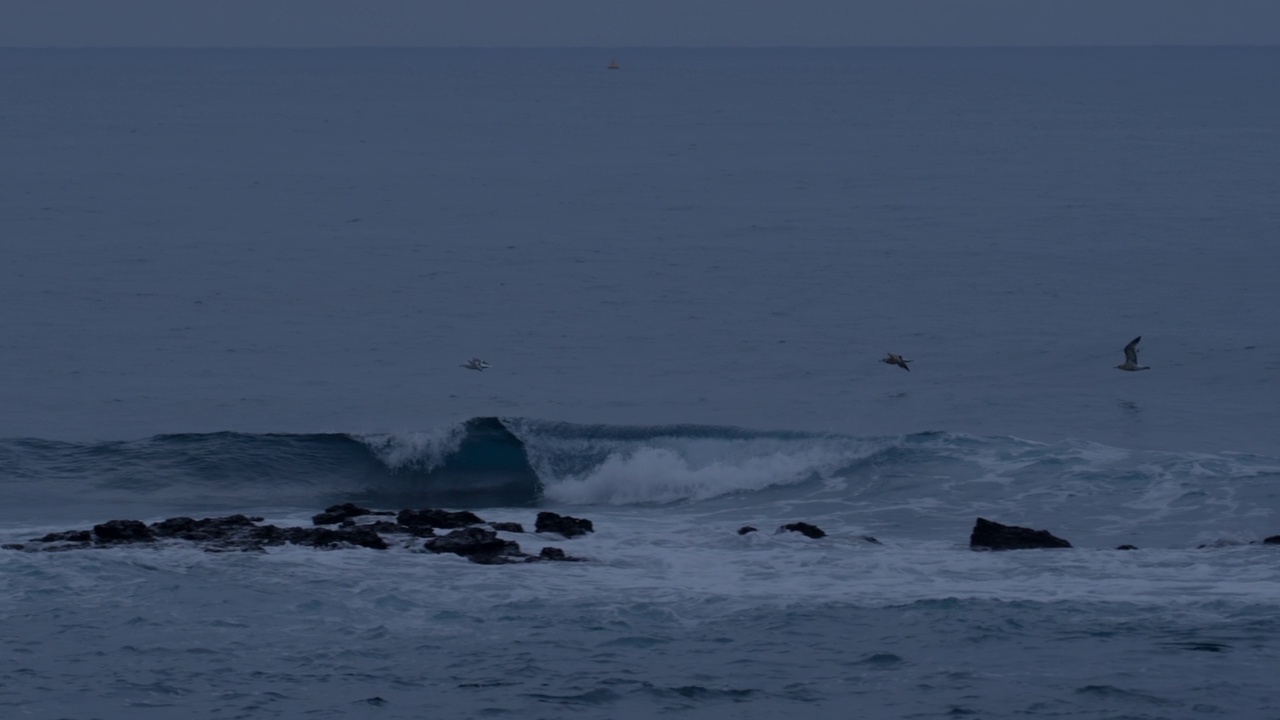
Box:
[2, 48, 1279, 719]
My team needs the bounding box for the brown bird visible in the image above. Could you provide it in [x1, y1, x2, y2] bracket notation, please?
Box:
[881, 353, 911, 371]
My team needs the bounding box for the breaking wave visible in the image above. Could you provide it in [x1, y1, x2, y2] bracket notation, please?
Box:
[2, 417, 1277, 545]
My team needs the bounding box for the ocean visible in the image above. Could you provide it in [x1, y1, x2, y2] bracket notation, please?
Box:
[2, 47, 1279, 719]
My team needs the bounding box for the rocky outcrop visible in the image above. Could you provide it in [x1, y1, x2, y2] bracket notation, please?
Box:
[423, 527, 583, 564]
[398, 508, 485, 530]
[151, 514, 263, 542]
[1264, 535, 1280, 545]
[737, 526, 758, 535]
[282, 526, 389, 550]
[312, 503, 393, 526]
[970, 517, 1072, 550]
[538, 546, 583, 562]
[3, 505, 592, 563]
[779, 522, 825, 539]
[425, 527, 525, 564]
[94, 519, 155, 543]
[535, 512, 594, 538]
[35, 529, 93, 543]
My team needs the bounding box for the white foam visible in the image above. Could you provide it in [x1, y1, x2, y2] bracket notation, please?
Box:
[354, 423, 468, 472]
[540, 442, 863, 505]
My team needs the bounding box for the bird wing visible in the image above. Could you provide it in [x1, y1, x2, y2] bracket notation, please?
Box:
[1123, 336, 1141, 364]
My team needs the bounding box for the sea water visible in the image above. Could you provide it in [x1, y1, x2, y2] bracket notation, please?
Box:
[2, 48, 1279, 719]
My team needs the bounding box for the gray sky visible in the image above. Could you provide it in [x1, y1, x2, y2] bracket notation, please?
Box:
[2, 0, 1279, 47]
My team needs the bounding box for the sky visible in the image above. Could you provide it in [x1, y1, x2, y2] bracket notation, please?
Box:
[2, 0, 1279, 47]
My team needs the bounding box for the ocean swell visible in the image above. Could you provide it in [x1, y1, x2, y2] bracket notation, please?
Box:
[1, 418, 1277, 546]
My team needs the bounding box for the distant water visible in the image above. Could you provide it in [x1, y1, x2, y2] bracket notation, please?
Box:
[2, 48, 1279, 719]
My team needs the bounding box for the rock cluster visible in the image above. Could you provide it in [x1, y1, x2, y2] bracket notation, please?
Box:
[2, 505, 595, 563]
[535, 511, 593, 538]
[7, 507, 1277, 560]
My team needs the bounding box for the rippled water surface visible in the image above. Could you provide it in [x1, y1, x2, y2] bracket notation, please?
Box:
[2, 47, 1279, 719]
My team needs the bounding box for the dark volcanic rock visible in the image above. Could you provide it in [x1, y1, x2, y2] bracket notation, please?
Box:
[779, 522, 825, 539]
[150, 514, 261, 542]
[535, 512, 594, 538]
[312, 503, 391, 525]
[538, 546, 583, 562]
[1264, 535, 1280, 545]
[970, 517, 1072, 550]
[6, 529, 94, 551]
[737, 526, 758, 535]
[37, 530, 93, 543]
[365, 520, 427, 536]
[425, 527, 526, 564]
[282, 526, 389, 550]
[93, 520, 154, 544]
[398, 508, 485, 530]
[1116, 544, 1139, 551]
[5, 506, 593, 562]
[148, 514, 389, 551]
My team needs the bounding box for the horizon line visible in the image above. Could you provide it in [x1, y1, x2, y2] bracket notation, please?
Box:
[3, 43, 1280, 51]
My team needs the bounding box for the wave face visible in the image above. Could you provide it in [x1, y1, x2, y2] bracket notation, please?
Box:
[0, 417, 542, 519]
[507, 420, 1280, 547]
[3, 417, 1278, 546]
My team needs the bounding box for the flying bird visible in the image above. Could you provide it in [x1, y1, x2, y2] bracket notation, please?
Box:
[460, 358, 490, 371]
[1115, 337, 1149, 371]
[881, 353, 911, 371]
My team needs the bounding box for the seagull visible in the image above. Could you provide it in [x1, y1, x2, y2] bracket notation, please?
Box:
[1115, 336, 1149, 371]
[460, 358, 490, 371]
[881, 353, 911, 371]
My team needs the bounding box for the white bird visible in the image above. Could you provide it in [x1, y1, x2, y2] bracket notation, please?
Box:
[881, 353, 911, 371]
[460, 358, 490, 371]
[1115, 336, 1149, 371]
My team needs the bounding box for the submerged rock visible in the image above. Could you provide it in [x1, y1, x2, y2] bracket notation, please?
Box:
[969, 517, 1072, 550]
[779, 522, 825, 539]
[425, 527, 526, 564]
[737, 526, 758, 535]
[282, 526, 388, 550]
[36, 530, 93, 543]
[1116, 544, 1139, 551]
[312, 503, 392, 526]
[535, 511, 594, 538]
[538, 546, 583, 562]
[490, 522, 525, 533]
[366, 519, 429, 536]
[1197, 539, 1245, 549]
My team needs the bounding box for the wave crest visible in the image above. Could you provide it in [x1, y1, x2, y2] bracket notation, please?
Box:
[354, 423, 468, 473]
